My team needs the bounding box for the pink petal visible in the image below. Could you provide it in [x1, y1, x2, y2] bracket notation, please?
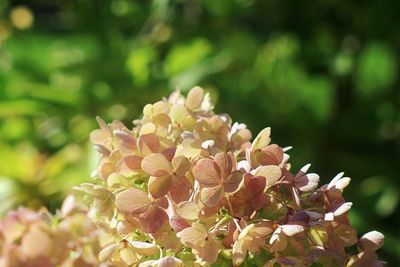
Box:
[247, 176, 266, 196]
[158, 256, 182, 267]
[223, 171, 243, 193]
[138, 134, 160, 155]
[155, 196, 169, 209]
[94, 144, 111, 156]
[265, 144, 284, 162]
[140, 205, 168, 233]
[115, 188, 150, 215]
[196, 234, 218, 263]
[192, 158, 221, 187]
[90, 128, 111, 147]
[117, 155, 143, 176]
[170, 175, 191, 203]
[21, 226, 52, 258]
[162, 147, 176, 162]
[172, 156, 190, 175]
[177, 222, 207, 247]
[170, 215, 191, 232]
[141, 153, 173, 177]
[114, 129, 137, 150]
[200, 186, 224, 207]
[214, 152, 233, 179]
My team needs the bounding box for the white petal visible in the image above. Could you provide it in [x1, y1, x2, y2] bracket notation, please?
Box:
[281, 224, 305, 236]
[328, 172, 345, 189]
[333, 202, 352, 216]
[299, 164, 311, 174]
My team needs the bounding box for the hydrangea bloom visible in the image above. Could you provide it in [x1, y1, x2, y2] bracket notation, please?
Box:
[0, 195, 101, 267]
[79, 87, 384, 266]
[0, 86, 385, 266]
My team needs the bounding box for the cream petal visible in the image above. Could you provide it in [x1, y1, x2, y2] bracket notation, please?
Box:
[251, 127, 271, 151]
[281, 224, 305, 236]
[176, 201, 200, 221]
[148, 175, 173, 199]
[253, 165, 282, 187]
[115, 188, 150, 215]
[200, 186, 224, 207]
[186, 86, 204, 110]
[141, 153, 173, 177]
[177, 222, 207, 247]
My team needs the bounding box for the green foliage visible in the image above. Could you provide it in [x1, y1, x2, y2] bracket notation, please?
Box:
[0, 0, 399, 265]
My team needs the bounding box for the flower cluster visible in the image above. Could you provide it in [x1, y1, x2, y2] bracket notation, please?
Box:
[0, 195, 101, 267]
[0, 87, 384, 267]
[78, 86, 384, 266]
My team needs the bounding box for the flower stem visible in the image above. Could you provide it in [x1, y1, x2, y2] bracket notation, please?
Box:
[225, 192, 234, 216]
[233, 218, 243, 232]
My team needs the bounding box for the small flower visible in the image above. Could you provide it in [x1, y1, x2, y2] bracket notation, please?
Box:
[269, 223, 306, 253]
[283, 164, 320, 192]
[247, 127, 285, 167]
[324, 221, 358, 253]
[196, 115, 230, 149]
[76, 183, 115, 219]
[193, 152, 243, 207]
[115, 188, 169, 233]
[185, 86, 213, 113]
[141, 153, 191, 203]
[90, 116, 129, 151]
[177, 222, 218, 264]
[326, 172, 351, 191]
[227, 122, 252, 153]
[175, 137, 203, 159]
[358, 231, 384, 251]
[232, 221, 275, 266]
[230, 173, 268, 218]
[99, 240, 158, 266]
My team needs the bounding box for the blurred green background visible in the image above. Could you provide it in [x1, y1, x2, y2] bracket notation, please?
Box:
[0, 0, 399, 264]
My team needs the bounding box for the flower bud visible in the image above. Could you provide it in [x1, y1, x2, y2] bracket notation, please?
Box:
[359, 231, 384, 251]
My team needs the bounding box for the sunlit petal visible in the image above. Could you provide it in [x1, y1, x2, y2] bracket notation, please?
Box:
[176, 201, 200, 221]
[115, 188, 151, 215]
[200, 186, 224, 207]
[193, 158, 221, 186]
[251, 127, 271, 151]
[148, 175, 173, 199]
